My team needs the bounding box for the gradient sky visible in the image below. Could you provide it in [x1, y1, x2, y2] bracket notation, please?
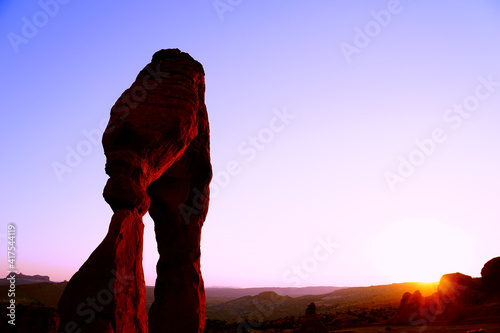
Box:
[1, 0, 499, 288]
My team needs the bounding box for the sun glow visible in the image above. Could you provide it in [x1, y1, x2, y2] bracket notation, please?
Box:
[367, 218, 475, 283]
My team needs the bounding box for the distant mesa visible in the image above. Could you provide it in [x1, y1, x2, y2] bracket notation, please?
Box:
[0, 273, 51, 286]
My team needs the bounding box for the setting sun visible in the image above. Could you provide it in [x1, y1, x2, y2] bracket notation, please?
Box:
[367, 218, 476, 283]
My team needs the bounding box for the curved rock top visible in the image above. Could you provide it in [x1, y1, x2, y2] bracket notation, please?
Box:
[481, 256, 500, 294]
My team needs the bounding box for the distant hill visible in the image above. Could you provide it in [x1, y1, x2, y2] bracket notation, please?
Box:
[206, 291, 299, 322]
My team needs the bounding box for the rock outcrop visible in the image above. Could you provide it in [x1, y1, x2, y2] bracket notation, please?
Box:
[299, 303, 328, 333]
[58, 49, 212, 333]
[389, 257, 500, 326]
[400, 290, 425, 313]
[481, 257, 500, 295]
[390, 273, 480, 325]
[437, 272, 479, 305]
[389, 290, 425, 325]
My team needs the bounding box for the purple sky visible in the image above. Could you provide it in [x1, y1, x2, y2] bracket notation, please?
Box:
[1, 0, 499, 288]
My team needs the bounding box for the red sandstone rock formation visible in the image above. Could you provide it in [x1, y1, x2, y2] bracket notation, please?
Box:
[438, 272, 481, 308]
[481, 257, 500, 295]
[389, 258, 500, 326]
[299, 303, 328, 333]
[389, 290, 426, 325]
[58, 49, 211, 333]
[393, 274, 480, 325]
